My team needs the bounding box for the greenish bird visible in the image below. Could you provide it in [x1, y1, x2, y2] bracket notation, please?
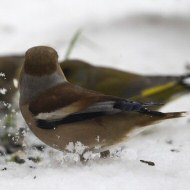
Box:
[61, 59, 190, 105]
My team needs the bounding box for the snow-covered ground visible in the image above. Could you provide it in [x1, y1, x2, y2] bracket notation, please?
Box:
[0, 0, 190, 189]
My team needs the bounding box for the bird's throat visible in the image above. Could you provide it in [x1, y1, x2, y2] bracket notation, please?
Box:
[19, 72, 66, 104]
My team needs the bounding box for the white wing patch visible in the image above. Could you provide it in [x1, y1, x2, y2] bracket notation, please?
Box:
[35, 102, 82, 120]
[35, 101, 117, 120]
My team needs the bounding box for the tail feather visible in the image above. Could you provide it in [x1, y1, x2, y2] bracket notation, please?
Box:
[114, 100, 186, 120]
[126, 111, 187, 139]
[141, 109, 186, 120]
[132, 110, 187, 130]
[158, 111, 186, 119]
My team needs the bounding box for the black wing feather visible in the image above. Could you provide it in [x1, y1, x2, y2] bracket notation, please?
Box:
[36, 100, 164, 129]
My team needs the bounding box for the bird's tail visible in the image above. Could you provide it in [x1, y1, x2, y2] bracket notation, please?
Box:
[125, 110, 187, 140]
[163, 111, 187, 119]
[139, 107, 186, 120]
[114, 100, 187, 121]
[133, 74, 190, 105]
[130, 109, 187, 131]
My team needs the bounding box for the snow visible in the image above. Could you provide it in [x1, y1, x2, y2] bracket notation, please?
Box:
[1, 0, 190, 189]
[0, 88, 7, 95]
[0, 72, 6, 78]
[13, 79, 19, 88]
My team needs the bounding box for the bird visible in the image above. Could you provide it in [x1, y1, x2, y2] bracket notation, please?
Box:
[61, 59, 190, 105]
[19, 46, 185, 159]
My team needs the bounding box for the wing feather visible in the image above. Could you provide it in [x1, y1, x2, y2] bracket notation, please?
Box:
[29, 82, 170, 129]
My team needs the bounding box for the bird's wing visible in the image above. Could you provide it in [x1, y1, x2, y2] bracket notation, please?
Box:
[28, 83, 147, 126]
[30, 82, 116, 115]
[29, 82, 184, 129]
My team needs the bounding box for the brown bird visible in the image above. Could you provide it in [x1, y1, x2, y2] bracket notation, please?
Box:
[19, 46, 185, 158]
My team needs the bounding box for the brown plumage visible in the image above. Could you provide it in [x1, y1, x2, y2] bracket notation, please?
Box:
[24, 46, 58, 75]
[19, 46, 185, 156]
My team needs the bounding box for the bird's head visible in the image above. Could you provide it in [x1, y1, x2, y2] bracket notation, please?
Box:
[24, 46, 59, 76]
[19, 46, 67, 104]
